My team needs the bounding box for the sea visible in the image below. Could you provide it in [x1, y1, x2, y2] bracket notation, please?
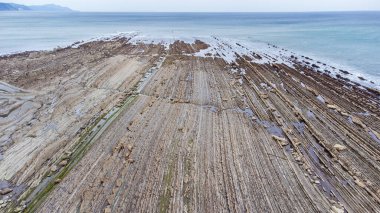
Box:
[0, 12, 379, 86]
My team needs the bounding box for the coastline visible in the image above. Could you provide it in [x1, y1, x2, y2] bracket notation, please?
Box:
[2, 33, 379, 90]
[0, 36, 380, 212]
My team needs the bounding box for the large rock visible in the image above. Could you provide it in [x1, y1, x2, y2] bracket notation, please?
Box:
[0, 188, 12, 195]
[333, 144, 347, 152]
[272, 135, 288, 146]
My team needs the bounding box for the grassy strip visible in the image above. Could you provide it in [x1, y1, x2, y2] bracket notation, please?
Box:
[16, 55, 165, 212]
[22, 95, 137, 212]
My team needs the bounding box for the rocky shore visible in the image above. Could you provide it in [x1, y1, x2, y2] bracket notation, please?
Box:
[0, 36, 380, 212]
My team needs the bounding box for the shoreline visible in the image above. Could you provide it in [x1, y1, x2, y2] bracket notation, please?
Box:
[0, 37, 380, 212]
[2, 33, 379, 90]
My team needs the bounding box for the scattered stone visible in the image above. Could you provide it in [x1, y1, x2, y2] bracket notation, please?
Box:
[116, 178, 122, 187]
[59, 160, 68, 167]
[0, 188, 12, 195]
[104, 207, 111, 213]
[306, 86, 318, 96]
[351, 117, 366, 128]
[272, 135, 288, 146]
[128, 159, 135, 164]
[127, 144, 133, 151]
[54, 179, 62, 184]
[370, 129, 380, 141]
[51, 165, 58, 172]
[327, 104, 339, 110]
[354, 179, 366, 188]
[314, 180, 320, 184]
[333, 144, 347, 152]
[331, 205, 345, 213]
[14, 207, 22, 212]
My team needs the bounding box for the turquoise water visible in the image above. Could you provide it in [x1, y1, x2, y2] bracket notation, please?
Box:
[0, 12, 379, 82]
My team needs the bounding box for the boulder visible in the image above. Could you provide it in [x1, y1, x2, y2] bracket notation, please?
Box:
[127, 144, 134, 151]
[354, 179, 366, 188]
[352, 117, 366, 128]
[371, 129, 380, 140]
[116, 178, 122, 187]
[331, 205, 344, 213]
[333, 144, 347, 152]
[51, 165, 58, 172]
[59, 160, 68, 167]
[327, 104, 339, 110]
[0, 188, 12, 195]
[272, 135, 288, 146]
[104, 207, 111, 213]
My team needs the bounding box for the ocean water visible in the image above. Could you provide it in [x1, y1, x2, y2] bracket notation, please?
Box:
[0, 12, 379, 84]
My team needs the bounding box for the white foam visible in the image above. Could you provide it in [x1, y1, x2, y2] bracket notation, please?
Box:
[2, 32, 379, 90]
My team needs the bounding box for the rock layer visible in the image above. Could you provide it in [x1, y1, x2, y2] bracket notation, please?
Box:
[0, 37, 379, 212]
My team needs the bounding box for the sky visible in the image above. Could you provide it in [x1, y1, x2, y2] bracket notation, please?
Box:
[5, 0, 380, 12]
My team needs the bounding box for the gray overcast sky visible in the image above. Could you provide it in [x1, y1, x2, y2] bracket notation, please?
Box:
[5, 0, 380, 12]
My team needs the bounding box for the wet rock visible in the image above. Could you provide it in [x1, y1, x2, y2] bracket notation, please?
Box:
[0, 188, 12, 195]
[311, 64, 320, 69]
[272, 64, 280, 70]
[371, 129, 380, 141]
[333, 144, 347, 152]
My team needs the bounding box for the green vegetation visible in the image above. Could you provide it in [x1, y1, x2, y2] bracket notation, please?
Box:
[22, 95, 137, 212]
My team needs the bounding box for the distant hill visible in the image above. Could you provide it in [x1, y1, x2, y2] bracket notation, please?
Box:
[0, 3, 30, 11]
[28, 4, 73, 12]
[0, 2, 73, 11]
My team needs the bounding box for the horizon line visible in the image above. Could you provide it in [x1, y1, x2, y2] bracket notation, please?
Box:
[5, 10, 380, 13]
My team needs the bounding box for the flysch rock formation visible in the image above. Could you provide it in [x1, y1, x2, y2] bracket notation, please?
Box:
[0, 35, 379, 212]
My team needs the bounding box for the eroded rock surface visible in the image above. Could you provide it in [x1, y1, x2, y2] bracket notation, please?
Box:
[0, 37, 379, 212]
